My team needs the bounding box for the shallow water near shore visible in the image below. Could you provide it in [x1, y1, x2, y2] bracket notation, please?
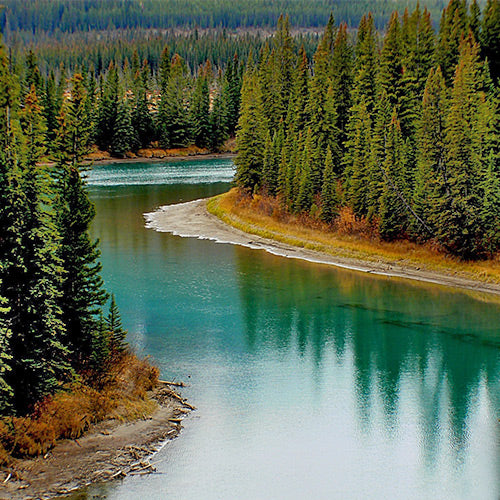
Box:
[83, 158, 500, 500]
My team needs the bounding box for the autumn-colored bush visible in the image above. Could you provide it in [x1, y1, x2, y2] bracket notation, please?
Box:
[0, 353, 160, 464]
[334, 206, 378, 239]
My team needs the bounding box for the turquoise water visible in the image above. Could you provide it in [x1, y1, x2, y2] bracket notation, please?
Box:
[84, 159, 500, 500]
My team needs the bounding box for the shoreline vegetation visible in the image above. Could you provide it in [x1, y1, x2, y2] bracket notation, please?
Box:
[206, 190, 500, 295]
[0, 358, 194, 499]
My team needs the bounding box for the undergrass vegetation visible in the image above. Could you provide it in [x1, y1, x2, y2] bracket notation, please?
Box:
[0, 353, 159, 466]
[207, 189, 500, 285]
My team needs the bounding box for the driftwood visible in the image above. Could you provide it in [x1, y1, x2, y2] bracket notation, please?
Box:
[158, 380, 185, 388]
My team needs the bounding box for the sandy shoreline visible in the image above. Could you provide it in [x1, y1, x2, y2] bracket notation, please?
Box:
[145, 198, 500, 297]
[0, 385, 193, 500]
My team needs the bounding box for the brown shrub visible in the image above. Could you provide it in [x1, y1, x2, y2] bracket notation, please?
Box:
[0, 354, 160, 460]
[334, 207, 378, 239]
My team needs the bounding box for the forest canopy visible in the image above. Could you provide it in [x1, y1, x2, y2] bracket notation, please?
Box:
[1, 0, 451, 35]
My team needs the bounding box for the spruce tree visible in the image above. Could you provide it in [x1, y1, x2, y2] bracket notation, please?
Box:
[331, 23, 354, 151]
[320, 147, 339, 223]
[235, 56, 267, 191]
[379, 111, 409, 240]
[352, 13, 379, 113]
[190, 70, 211, 148]
[437, 0, 469, 85]
[0, 76, 70, 413]
[378, 12, 404, 111]
[111, 98, 137, 156]
[413, 67, 448, 237]
[54, 74, 108, 366]
[106, 294, 127, 356]
[131, 61, 154, 149]
[95, 63, 119, 152]
[157, 54, 192, 148]
[436, 35, 496, 257]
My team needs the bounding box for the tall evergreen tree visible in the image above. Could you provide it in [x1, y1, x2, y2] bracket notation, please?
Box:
[54, 74, 107, 365]
[157, 54, 192, 148]
[235, 57, 267, 191]
[436, 35, 497, 257]
[413, 67, 448, 237]
[106, 294, 127, 356]
[379, 111, 409, 240]
[190, 68, 211, 148]
[437, 0, 469, 85]
[320, 146, 339, 223]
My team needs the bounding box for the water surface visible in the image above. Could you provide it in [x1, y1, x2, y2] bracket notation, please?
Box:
[83, 158, 500, 500]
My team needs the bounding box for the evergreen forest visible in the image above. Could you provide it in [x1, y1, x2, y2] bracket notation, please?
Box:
[235, 1, 500, 259]
[1, 0, 450, 34]
[0, 0, 499, 421]
[0, 41, 130, 416]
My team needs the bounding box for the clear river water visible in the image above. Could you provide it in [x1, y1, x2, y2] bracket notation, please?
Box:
[79, 158, 500, 500]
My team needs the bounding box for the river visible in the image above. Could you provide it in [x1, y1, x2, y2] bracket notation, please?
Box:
[81, 158, 500, 499]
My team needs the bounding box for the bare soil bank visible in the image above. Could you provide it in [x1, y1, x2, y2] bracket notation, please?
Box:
[0, 385, 193, 500]
[145, 197, 500, 298]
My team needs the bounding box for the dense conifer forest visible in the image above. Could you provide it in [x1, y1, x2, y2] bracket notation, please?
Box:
[0, 0, 499, 453]
[235, 1, 500, 259]
[0, 40, 134, 419]
[1, 0, 450, 34]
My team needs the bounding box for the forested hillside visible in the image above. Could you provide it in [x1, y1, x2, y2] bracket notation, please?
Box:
[235, 0, 500, 259]
[1, 0, 451, 35]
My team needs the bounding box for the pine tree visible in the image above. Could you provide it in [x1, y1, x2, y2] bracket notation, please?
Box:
[343, 99, 373, 217]
[106, 294, 127, 356]
[469, 0, 481, 42]
[209, 82, 229, 151]
[285, 45, 309, 136]
[295, 130, 315, 213]
[413, 67, 448, 237]
[437, 0, 469, 85]
[157, 54, 192, 148]
[331, 23, 354, 151]
[0, 75, 71, 412]
[352, 13, 379, 113]
[320, 147, 339, 223]
[379, 111, 409, 240]
[95, 63, 119, 151]
[131, 61, 154, 149]
[54, 74, 108, 366]
[42, 71, 60, 148]
[378, 12, 404, 111]
[436, 35, 496, 257]
[273, 14, 295, 126]
[235, 57, 267, 191]
[190, 69, 211, 148]
[223, 54, 242, 136]
[111, 98, 136, 156]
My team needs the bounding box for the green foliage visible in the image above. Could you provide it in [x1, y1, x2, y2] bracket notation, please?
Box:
[235, 59, 267, 191]
[106, 295, 128, 356]
[234, 5, 500, 259]
[320, 147, 339, 222]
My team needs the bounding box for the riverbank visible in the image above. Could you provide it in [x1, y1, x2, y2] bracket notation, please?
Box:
[145, 189, 500, 298]
[0, 354, 194, 499]
[0, 384, 192, 499]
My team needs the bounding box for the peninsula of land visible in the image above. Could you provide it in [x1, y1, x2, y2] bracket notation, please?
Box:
[145, 192, 500, 298]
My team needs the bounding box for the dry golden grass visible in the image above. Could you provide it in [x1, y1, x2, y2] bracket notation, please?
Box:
[207, 189, 500, 285]
[0, 353, 159, 465]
